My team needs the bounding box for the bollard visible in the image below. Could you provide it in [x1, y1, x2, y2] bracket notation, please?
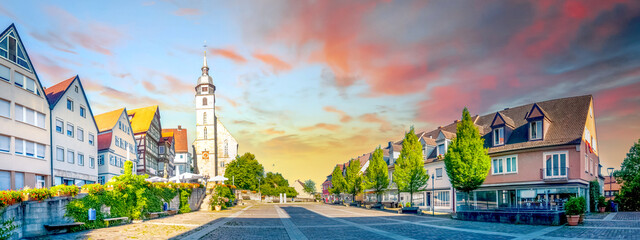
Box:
[284, 193, 287, 203]
[88, 208, 96, 221]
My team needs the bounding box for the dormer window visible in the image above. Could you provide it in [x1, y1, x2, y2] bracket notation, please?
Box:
[202, 86, 208, 92]
[437, 144, 445, 156]
[493, 127, 504, 146]
[530, 120, 542, 140]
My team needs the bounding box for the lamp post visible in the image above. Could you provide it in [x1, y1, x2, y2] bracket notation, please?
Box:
[607, 168, 614, 200]
[432, 173, 435, 216]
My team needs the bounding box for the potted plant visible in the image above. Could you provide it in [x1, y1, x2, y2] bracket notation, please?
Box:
[597, 196, 606, 213]
[577, 196, 586, 224]
[565, 197, 584, 226]
[20, 186, 32, 201]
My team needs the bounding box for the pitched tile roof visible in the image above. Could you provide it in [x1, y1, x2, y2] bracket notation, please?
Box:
[94, 108, 125, 132]
[161, 131, 174, 144]
[163, 127, 189, 153]
[97, 132, 112, 151]
[44, 76, 75, 106]
[127, 106, 159, 134]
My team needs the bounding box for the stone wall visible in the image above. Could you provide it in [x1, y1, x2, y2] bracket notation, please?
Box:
[1, 195, 81, 240]
[0, 188, 206, 240]
[456, 210, 566, 226]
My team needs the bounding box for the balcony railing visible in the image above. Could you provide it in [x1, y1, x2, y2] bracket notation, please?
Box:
[541, 167, 569, 180]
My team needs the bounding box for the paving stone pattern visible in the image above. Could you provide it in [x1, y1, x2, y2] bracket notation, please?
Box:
[42, 203, 640, 240]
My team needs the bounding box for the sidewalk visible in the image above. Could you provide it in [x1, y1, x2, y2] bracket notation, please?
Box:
[33, 205, 248, 240]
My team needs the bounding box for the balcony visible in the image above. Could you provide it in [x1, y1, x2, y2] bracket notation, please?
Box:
[541, 167, 569, 181]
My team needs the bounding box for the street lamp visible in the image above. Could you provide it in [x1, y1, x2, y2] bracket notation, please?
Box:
[432, 173, 435, 216]
[607, 168, 614, 200]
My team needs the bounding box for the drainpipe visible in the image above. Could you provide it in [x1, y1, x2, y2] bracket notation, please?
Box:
[49, 108, 54, 187]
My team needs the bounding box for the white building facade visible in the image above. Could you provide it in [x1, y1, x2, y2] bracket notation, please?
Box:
[0, 24, 51, 190]
[94, 108, 138, 184]
[46, 76, 98, 186]
[193, 52, 239, 179]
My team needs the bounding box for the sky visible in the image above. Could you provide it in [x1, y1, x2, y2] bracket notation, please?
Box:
[1, 0, 640, 188]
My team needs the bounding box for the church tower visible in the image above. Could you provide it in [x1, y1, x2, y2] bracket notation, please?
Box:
[194, 51, 218, 177]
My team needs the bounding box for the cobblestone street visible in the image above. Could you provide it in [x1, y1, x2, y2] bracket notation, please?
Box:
[40, 203, 640, 240]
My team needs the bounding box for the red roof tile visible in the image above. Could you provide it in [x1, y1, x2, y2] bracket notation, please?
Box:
[97, 132, 112, 151]
[163, 127, 189, 153]
[44, 76, 75, 106]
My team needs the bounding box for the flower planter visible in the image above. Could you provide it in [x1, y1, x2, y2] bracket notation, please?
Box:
[21, 194, 35, 202]
[598, 207, 605, 213]
[214, 205, 222, 211]
[399, 207, 419, 214]
[567, 215, 580, 226]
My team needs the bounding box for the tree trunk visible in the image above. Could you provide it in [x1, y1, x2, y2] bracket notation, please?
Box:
[410, 191, 413, 206]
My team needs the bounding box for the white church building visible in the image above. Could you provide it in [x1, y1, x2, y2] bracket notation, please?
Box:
[193, 51, 238, 179]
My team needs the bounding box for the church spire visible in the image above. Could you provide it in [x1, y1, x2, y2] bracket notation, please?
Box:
[202, 50, 209, 75]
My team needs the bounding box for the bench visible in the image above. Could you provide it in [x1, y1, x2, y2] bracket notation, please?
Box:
[104, 217, 129, 227]
[398, 207, 420, 214]
[44, 222, 85, 234]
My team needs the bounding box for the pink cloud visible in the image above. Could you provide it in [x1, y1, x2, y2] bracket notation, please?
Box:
[173, 8, 202, 16]
[210, 48, 247, 64]
[300, 123, 341, 132]
[253, 53, 292, 74]
[323, 106, 352, 123]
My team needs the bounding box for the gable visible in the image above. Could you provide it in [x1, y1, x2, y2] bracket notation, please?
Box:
[527, 103, 547, 120]
[491, 113, 505, 126]
[45, 76, 76, 107]
[0, 24, 33, 72]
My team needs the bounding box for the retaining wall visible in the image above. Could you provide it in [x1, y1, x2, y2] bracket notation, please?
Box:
[456, 210, 566, 226]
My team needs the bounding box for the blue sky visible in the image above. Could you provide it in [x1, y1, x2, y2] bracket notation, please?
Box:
[2, 0, 640, 187]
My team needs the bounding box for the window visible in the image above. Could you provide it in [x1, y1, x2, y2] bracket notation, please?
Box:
[14, 104, 44, 128]
[36, 176, 45, 189]
[436, 168, 443, 179]
[0, 171, 9, 190]
[98, 176, 105, 185]
[0, 135, 9, 153]
[25, 140, 34, 156]
[67, 99, 73, 111]
[36, 143, 45, 159]
[0, 64, 9, 81]
[0, 98, 9, 118]
[437, 144, 445, 156]
[90, 157, 95, 169]
[590, 158, 593, 175]
[493, 127, 504, 145]
[159, 146, 165, 154]
[224, 140, 229, 157]
[492, 155, 517, 174]
[544, 152, 567, 178]
[202, 97, 207, 106]
[67, 150, 74, 164]
[14, 172, 24, 190]
[15, 139, 23, 154]
[78, 153, 84, 166]
[110, 155, 114, 165]
[530, 120, 542, 140]
[14, 72, 24, 87]
[204, 127, 207, 139]
[67, 123, 74, 137]
[77, 128, 84, 141]
[203, 112, 207, 124]
[80, 106, 86, 118]
[202, 86, 208, 92]
[98, 155, 104, 165]
[56, 147, 64, 161]
[585, 154, 588, 172]
[1, 32, 32, 70]
[434, 191, 450, 207]
[14, 105, 22, 122]
[55, 119, 63, 133]
[75, 85, 78, 93]
[88, 134, 94, 145]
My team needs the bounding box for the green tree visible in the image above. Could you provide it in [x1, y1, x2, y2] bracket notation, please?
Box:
[303, 179, 316, 195]
[614, 139, 640, 211]
[444, 107, 491, 206]
[394, 127, 429, 205]
[330, 165, 346, 201]
[365, 147, 389, 204]
[224, 152, 265, 191]
[259, 172, 298, 198]
[344, 159, 363, 203]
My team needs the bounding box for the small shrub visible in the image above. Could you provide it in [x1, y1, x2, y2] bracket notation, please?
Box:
[51, 185, 79, 197]
[565, 197, 586, 216]
[597, 196, 606, 209]
[405, 202, 411, 207]
[81, 184, 106, 195]
[179, 189, 192, 213]
[398, 203, 403, 208]
[0, 191, 22, 208]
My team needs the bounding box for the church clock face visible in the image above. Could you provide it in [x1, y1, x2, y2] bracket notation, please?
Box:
[202, 151, 209, 159]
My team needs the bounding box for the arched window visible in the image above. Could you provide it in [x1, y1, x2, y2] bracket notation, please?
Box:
[204, 127, 207, 139]
[224, 140, 229, 157]
[203, 112, 207, 125]
[202, 97, 207, 106]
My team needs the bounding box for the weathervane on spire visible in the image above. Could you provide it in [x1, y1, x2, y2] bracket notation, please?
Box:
[202, 40, 209, 70]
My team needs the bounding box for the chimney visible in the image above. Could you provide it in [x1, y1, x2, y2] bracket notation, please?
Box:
[178, 125, 182, 130]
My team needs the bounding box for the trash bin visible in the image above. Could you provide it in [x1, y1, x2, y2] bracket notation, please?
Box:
[88, 208, 96, 221]
[163, 202, 168, 211]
